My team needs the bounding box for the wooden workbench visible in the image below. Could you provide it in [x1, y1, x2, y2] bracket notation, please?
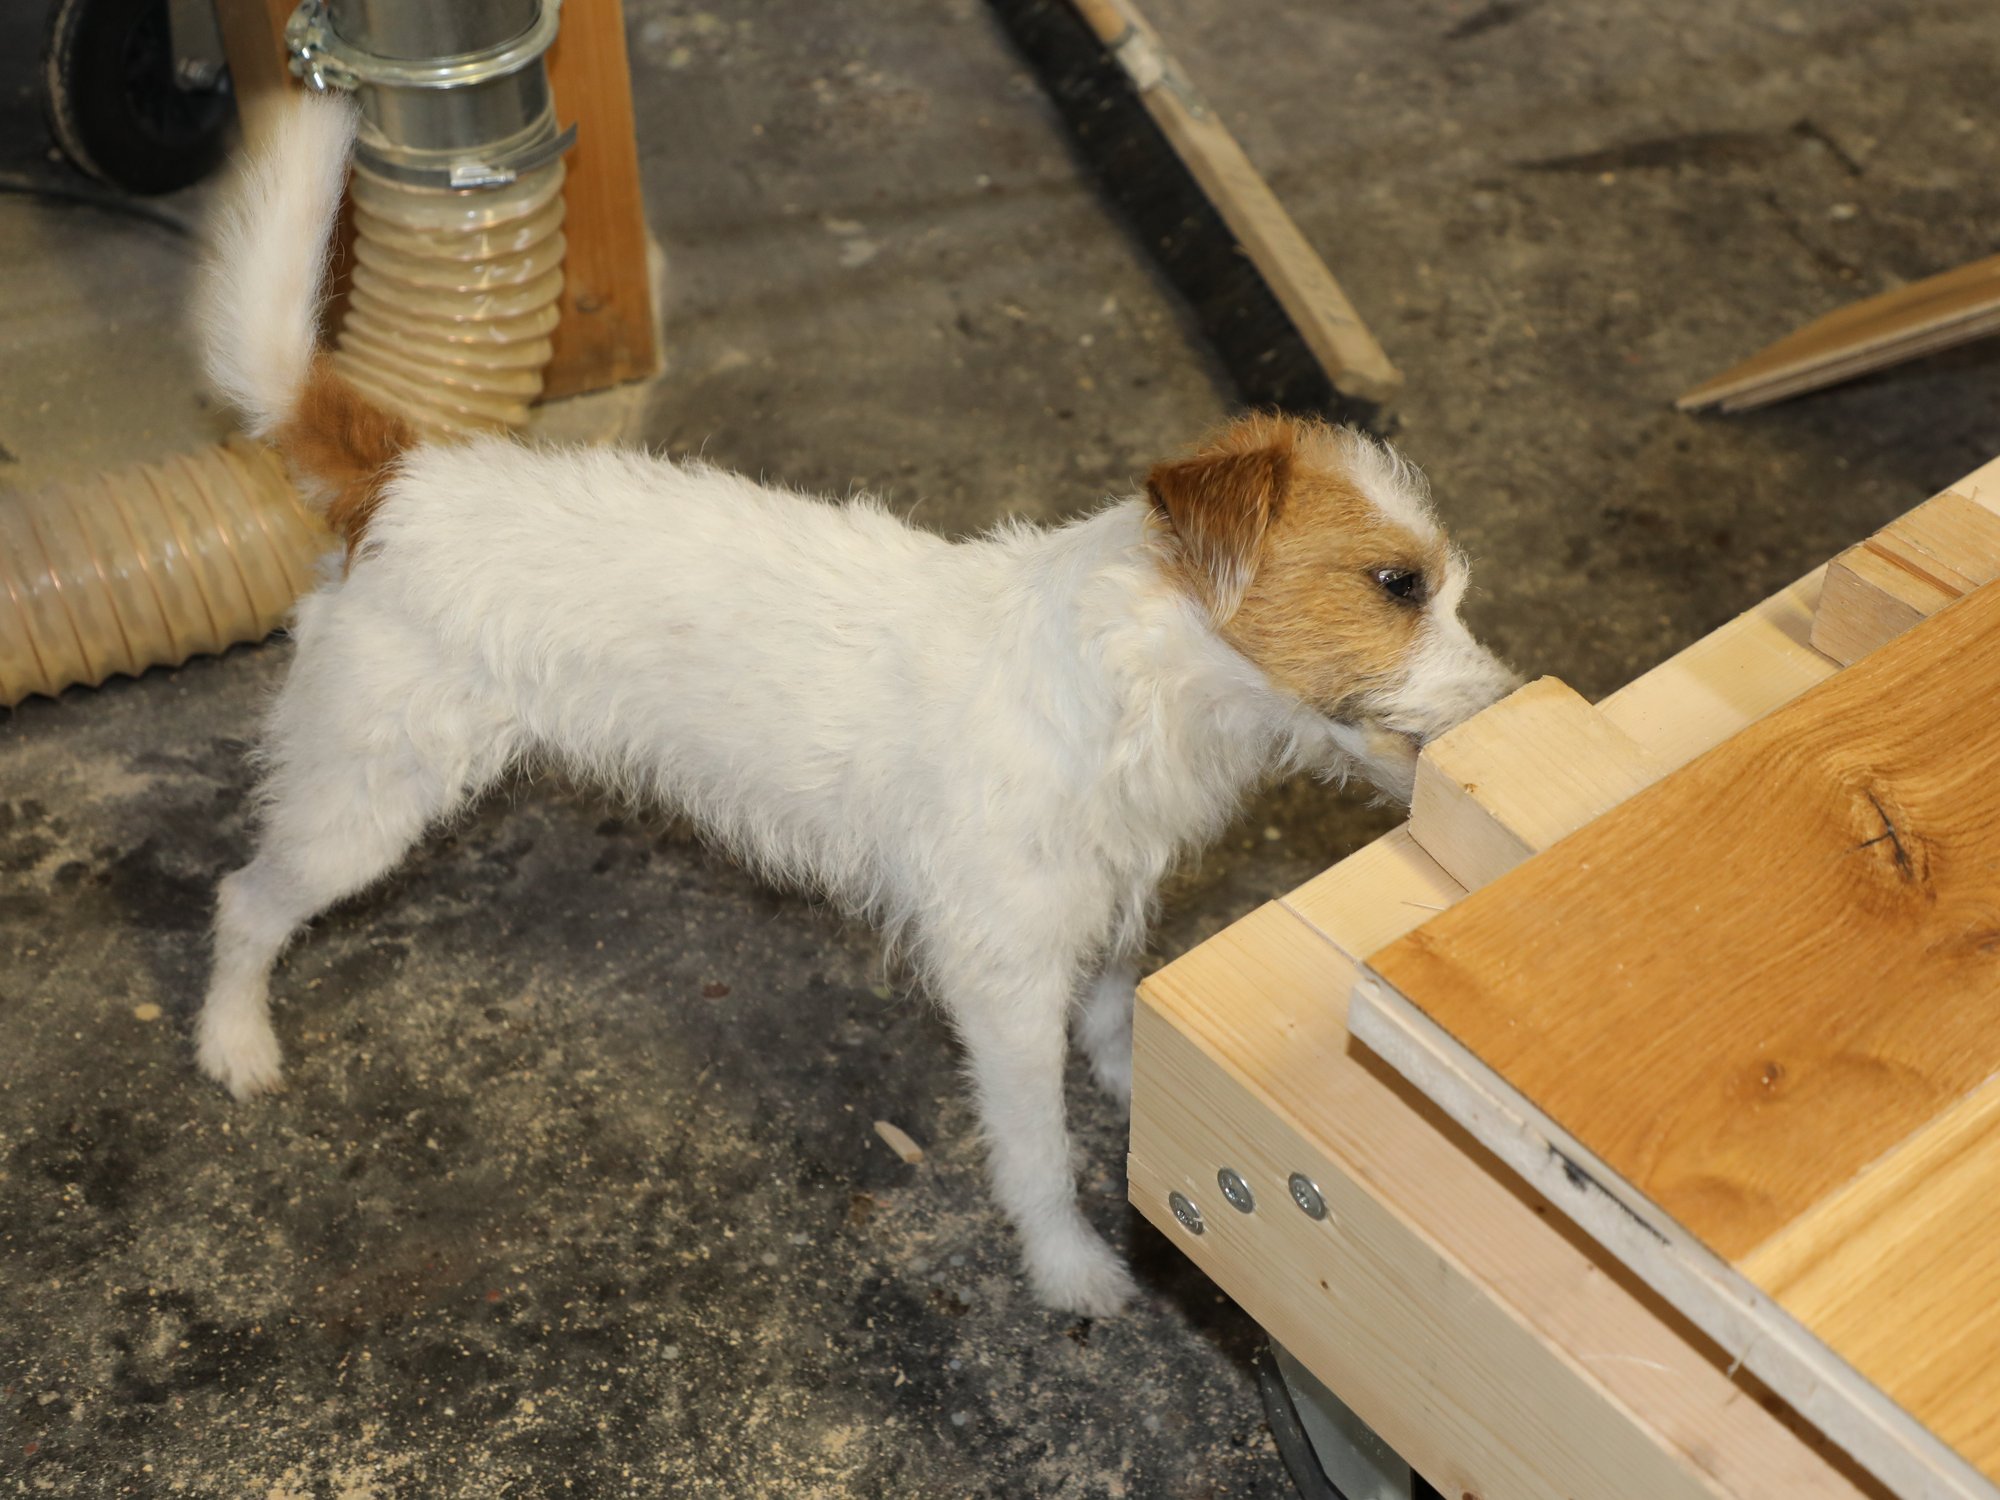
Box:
[1130, 454, 2000, 1500]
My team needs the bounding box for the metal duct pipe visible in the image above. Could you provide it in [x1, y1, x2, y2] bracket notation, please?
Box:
[287, 0, 575, 432]
[288, 0, 571, 188]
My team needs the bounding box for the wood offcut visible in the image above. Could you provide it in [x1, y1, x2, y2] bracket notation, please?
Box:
[1680, 253, 2000, 413]
[1812, 468, 2000, 664]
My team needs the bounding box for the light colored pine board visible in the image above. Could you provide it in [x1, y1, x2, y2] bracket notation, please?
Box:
[1894, 486, 2000, 575]
[1357, 579, 2000, 1499]
[1148, 466, 1997, 1495]
[1407, 676, 1660, 888]
[1283, 571, 1838, 972]
[1811, 477, 2000, 665]
[1280, 824, 1465, 962]
[1133, 903, 1879, 1500]
[1173, 456, 1997, 1494]
[1812, 544, 1957, 666]
[1063, 0, 1401, 404]
[1595, 568, 1837, 772]
[1283, 568, 1840, 968]
[1678, 253, 2000, 413]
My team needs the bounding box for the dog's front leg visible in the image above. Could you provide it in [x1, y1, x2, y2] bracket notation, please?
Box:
[944, 959, 1138, 1317]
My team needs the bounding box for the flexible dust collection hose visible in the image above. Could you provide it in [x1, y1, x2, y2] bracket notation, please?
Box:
[0, 0, 578, 705]
[289, 0, 574, 434]
[335, 157, 567, 433]
[0, 442, 330, 707]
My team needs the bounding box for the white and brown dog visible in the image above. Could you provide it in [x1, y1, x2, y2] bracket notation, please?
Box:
[194, 97, 1516, 1316]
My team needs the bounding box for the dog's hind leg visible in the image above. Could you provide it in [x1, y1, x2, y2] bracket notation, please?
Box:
[198, 609, 514, 1098]
[1075, 962, 1137, 1106]
[934, 945, 1139, 1317]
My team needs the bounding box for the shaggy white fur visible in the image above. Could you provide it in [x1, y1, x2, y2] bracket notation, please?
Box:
[194, 97, 355, 444]
[194, 95, 1514, 1316]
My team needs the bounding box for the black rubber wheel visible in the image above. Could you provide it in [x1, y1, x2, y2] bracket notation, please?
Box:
[42, 0, 234, 195]
[1258, 1344, 1449, 1500]
[1256, 1347, 1349, 1500]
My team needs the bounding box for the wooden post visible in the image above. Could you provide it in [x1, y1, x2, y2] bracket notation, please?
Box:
[540, 0, 661, 399]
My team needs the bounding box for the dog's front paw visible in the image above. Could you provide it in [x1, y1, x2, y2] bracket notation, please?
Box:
[196, 1012, 286, 1099]
[1027, 1227, 1138, 1318]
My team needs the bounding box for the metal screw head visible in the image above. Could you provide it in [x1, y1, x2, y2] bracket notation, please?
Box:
[1216, 1167, 1256, 1214]
[1168, 1190, 1205, 1235]
[1287, 1172, 1328, 1221]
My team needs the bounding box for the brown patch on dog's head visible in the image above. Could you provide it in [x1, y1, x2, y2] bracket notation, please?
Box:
[1148, 412, 1451, 717]
[275, 355, 418, 553]
[1146, 423, 1292, 619]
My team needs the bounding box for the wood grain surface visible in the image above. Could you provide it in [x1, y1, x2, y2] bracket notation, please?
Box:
[1408, 676, 1660, 888]
[1742, 1077, 2000, 1480]
[1362, 579, 2000, 1491]
[1135, 543, 1918, 1497]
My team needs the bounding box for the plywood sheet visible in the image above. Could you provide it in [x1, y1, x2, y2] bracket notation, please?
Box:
[1354, 581, 2000, 1500]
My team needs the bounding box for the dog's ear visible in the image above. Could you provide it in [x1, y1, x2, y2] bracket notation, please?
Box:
[1146, 440, 1291, 620]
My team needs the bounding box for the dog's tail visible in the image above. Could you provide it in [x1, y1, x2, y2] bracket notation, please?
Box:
[196, 93, 415, 549]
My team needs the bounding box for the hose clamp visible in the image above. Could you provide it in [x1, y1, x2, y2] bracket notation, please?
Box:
[285, 0, 575, 187]
[286, 0, 563, 94]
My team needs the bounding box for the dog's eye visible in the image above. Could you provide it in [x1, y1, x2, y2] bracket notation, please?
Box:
[1373, 568, 1423, 603]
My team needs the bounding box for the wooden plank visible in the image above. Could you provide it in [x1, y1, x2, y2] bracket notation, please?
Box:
[1281, 823, 1464, 961]
[1152, 458, 1996, 1496]
[1356, 580, 2000, 1499]
[1407, 676, 1660, 888]
[1062, 0, 1400, 405]
[1812, 544, 1955, 666]
[1811, 479, 2000, 665]
[1344, 976, 1975, 1500]
[1132, 903, 1879, 1500]
[1743, 1079, 2000, 1479]
[1678, 253, 2000, 413]
[1595, 568, 1837, 772]
[539, 0, 661, 401]
[1144, 461, 1995, 1495]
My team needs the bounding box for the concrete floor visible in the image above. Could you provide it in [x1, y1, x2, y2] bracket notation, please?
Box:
[4, 1, 1998, 1495]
